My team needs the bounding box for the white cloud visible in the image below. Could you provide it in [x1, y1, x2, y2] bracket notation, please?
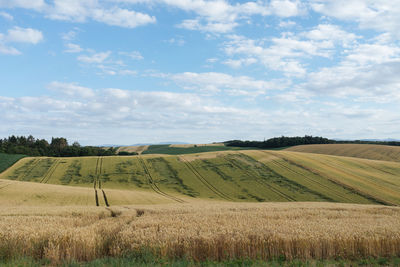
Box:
[0, 43, 21, 55]
[270, 0, 304, 17]
[0, 11, 13, 20]
[0, 0, 46, 10]
[165, 37, 185, 46]
[47, 81, 95, 98]
[170, 72, 286, 95]
[222, 24, 360, 76]
[119, 51, 144, 60]
[6, 27, 43, 44]
[77, 51, 111, 64]
[300, 39, 400, 103]
[1, 0, 156, 29]
[64, 43, 83, 53]
[303, 24, 359, 47]
[279, 20, 296, 28]
[91, 7, 156, 28]
[0, 26, 43, 55]
[311, 0, 400, 38]
[2, 82, 399, 144]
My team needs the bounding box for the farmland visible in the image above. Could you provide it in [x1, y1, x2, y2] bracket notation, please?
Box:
[0, 202, 400, 265]
[1, 150, 400, 206]
[2, 149, 400, 264]
[0, 153, 26, 173]
[286, 143, 400, 162]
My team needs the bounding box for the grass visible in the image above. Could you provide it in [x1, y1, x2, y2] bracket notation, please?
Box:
[286, 143, 400, 162]
[0, 202, 400, 264]
[2, 150, 400, 206]
[0, 153, 26, 173]
[2, 256, 400, 266]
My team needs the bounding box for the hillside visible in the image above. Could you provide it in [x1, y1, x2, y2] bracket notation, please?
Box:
[286, 144, 400, 162]
[1, 150, 400, 206]
[0, 153, 26, 173]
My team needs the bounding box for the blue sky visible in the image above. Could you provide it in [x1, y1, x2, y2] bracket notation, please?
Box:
[1, 0, 400, 145]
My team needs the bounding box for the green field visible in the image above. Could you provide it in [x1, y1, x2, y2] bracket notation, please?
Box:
[0, 153, 26, 173]
[141, 144, 254, 155]
[1, 150, 400, 206]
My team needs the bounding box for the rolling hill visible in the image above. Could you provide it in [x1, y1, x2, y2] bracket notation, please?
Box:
[1, 150, 400, 206]
[286, 144, 400, 162]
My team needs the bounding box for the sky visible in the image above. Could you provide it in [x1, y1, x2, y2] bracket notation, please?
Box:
[1, 0, 400, 145]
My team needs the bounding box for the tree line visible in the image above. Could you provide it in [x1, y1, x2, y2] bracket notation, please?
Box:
[224, 136, 400, 149]
[0, 135, 117, 157]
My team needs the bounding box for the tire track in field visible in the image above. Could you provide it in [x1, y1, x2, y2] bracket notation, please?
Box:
[265, 151, 395, 206]
[180, 157, 234, 201]
[20, 158, 41, 181]
[138, 156, 185, 203]
[39, 159, 60, 184]
[224, 155, 295, 201]
[94, 157, 100, 206]
[268, 153, 373, 203]
[0, 181, 12, 190]
[98, 157, 110, 207]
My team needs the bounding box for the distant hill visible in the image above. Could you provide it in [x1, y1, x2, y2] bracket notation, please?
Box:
[2, 150, 400, 206]
[286, 144, 400, 163]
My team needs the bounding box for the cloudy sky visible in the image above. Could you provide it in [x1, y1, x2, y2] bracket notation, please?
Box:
[1, 0, 400, 145]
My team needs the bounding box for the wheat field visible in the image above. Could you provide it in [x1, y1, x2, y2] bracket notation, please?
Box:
[0, 202, 399, 264]
[2, 150, 400, 206]
[286, 144, 400, 162]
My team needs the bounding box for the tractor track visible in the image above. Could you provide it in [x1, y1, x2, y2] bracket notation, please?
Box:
[0, 181, 12, 190]
[225, 155, 295, 201]
[39, 159, 60, 184]
[20, 158, 41, 181]
[98, 157, 109, 207]
[180, 157, 234, 201]
[94, 157, 100, 206]
[263, 151, 395, 206]
[138, 156, 185, 203]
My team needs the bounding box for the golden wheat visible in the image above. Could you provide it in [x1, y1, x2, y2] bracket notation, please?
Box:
[1, 202, 400, 264]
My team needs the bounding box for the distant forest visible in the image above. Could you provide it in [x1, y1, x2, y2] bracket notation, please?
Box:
[0, 135, 117, 157]
[224, 136, 400, 148]
[1, 135, 400, 157]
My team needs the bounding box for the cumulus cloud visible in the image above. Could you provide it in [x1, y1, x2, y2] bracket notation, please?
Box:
[119, 51, 144, 60]
[0, 26, 43, 55]
[6, 27, 43, 44]
[170, 72, 287, 95]
[0, 11, 13, 20]
[0, 0, 46, 10]
[1, 81, 398, 144]
[47, 81, 95, 98]
[77, 51, 111, 64]
[311, 0, 400, 38]
[0, 0, 156, 29]
[64, 43, 83, 53]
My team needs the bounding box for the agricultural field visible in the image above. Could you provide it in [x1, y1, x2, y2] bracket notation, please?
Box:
[141, 144, 252, 155]
[2, 149, 400, 265]
[286, 143, 400, 162]
[116, 145, 149, 155]
[0, 153, 26, 173]
[1, 150, 400, 206]
[0, 202, 400, 265]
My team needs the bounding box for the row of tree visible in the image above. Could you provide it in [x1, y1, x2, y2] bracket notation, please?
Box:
[224, 136, 332, 148]
[224, 136, 400, 149]
[0, 135, 117, 157]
